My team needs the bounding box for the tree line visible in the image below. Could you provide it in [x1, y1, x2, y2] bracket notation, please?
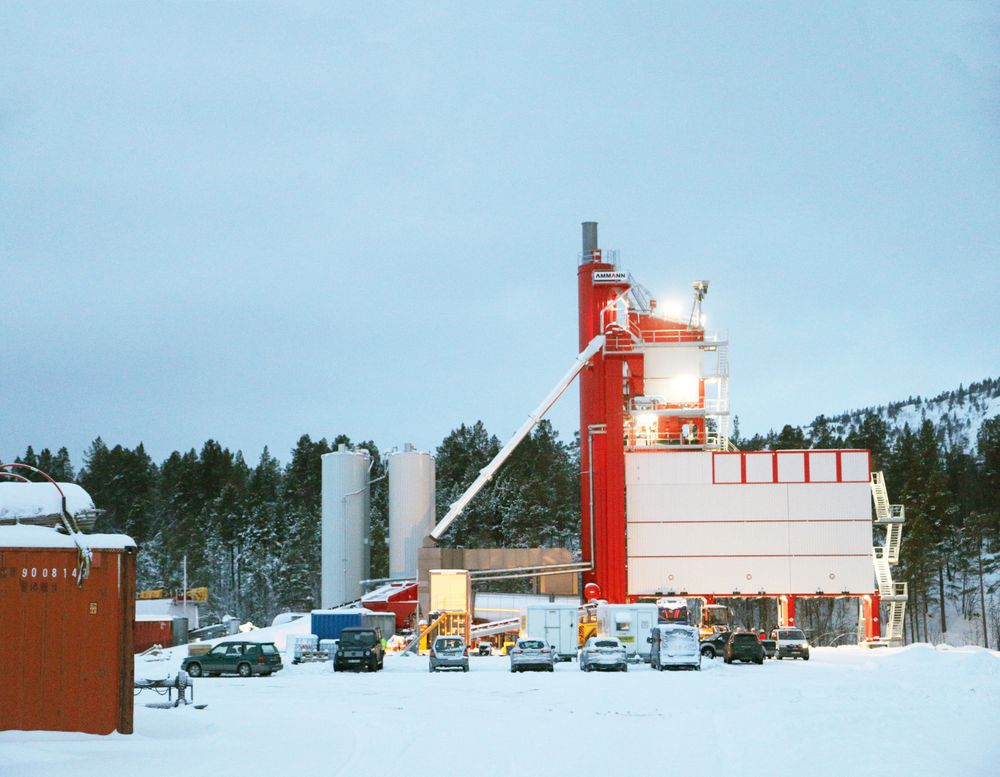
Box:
[7, 420, 578, 628]
[7, 403, 999, 647]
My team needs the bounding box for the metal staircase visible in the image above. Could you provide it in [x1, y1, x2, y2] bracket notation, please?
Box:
[870, 472, 907, 645]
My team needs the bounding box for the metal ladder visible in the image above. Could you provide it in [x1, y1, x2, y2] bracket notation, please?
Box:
[870, 472, 907, 644]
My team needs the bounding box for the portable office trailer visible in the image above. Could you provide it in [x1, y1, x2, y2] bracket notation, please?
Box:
[595, 603, 658, 660]
[0, 525, 136, 735]
[525, 603, 579, 661]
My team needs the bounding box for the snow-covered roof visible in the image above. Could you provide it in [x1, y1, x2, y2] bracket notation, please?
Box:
[0, 524, 135, 550]
[310, 607, 375, 616]
[0, 482, 96, 520]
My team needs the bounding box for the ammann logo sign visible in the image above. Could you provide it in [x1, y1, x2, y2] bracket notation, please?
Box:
[593, 271, 628, 284]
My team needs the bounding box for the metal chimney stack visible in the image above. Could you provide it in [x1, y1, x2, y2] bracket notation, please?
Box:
[582, 221, 598, 261]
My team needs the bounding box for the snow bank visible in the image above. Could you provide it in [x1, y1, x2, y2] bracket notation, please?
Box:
[0, 524, 134, 549]
[864, 642, 1000, 676]
[0, 482, 96, 519]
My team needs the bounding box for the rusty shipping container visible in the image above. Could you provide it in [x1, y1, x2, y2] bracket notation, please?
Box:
[0, 524, 137, 735]
[133, 616, 174, 653]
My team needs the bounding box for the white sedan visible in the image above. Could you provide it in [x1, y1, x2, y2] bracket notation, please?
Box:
[578, 637, 628, 672]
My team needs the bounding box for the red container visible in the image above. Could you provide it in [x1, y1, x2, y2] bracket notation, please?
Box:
[362, 581, 418, 630]
[134, 617, 173, 653]
[0, 526, 136, 735]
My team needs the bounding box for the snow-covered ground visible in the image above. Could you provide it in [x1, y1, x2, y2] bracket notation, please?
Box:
[3, 640, 998, 777]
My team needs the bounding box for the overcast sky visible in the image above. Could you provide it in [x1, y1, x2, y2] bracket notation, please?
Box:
[2, 1, 998, 468]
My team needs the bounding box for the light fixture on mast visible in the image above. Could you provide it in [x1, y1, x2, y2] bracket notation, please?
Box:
[688, 280, 710, 329]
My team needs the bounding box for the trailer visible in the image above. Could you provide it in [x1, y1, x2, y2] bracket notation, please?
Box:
[596, 603, 658, 661]
[525, 603, 579, 661]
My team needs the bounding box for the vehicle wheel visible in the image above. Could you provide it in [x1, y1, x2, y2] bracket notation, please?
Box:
[378, 659, 384, 670]
[621, 665, 628, 672]
[187, 663, 203, 678]
[755, 658, 764, 665]
[237, 663, 252, 678]
[701, 646, 715, 659]
[548, 665, 554, 672]
[463, 666, 469, 673]
[695, 664, 702, 671]
[777, 655, 783, 660]
[803, 654, 810, 661]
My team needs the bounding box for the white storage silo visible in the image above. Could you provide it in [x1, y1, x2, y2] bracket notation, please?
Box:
[388, 443, 435, 580]
[321, 445, 371, 608]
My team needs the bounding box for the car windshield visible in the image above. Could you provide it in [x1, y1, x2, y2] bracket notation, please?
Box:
[436, 639, 463, 650]
[520, 640, 544, 649]
[594, 640, 619, 648]
[340, 631, 377, 647]
[780, 630, 806, 640]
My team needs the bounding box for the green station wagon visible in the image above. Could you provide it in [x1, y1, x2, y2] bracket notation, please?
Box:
[182, 641, 283, 678]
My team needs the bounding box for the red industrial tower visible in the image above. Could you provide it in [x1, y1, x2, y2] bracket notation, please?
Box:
[575, 222, 906, 644]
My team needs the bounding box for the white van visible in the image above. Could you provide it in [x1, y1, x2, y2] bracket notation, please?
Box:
[595, 603, 658, 661]
[649, 624, 701, 671]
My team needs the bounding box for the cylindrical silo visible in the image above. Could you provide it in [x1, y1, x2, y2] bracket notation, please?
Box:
[321, 445, 371, 608]
[388, 443, 435, 580]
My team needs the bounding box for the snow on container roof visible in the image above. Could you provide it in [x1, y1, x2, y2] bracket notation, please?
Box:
[0, 482, 96, 521]
[310, 607, 375, 615]
[0, 524, 135, 550]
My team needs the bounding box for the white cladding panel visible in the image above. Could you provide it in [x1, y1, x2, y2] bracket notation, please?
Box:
[789, 556, 873, 593]
[626, 451, 712, 485]
[714, 453, 742, 483]
[786, 482, 871, 519]
[625, 452, 875, 595]
[387, 449, 435, 579]
[629, 521, 790, 557]
[776, 452, 806, 482]
[321, 449, 371, 608]
[629, 556, 792, 595]
[628, 483, 790, 521]
[641, 346, 703, 404]
[745, 454, 774, 483]
[808, 452, 838, 482]
[841, 451, 871, 482]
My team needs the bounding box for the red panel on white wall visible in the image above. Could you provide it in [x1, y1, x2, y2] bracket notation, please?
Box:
[745, 454, 774, 483]
[840, 451, 871, 482]
[808, 451, 838, 482]
[777, 452, 806, 483]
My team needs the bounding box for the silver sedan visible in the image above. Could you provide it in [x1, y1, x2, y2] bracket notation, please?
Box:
[509, 638, 556, 673]
[579, 636, 628, 672]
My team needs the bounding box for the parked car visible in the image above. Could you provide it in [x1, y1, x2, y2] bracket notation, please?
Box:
[770, 627, 811, 660]
[333, 627, 384, 672]
[579, 636, 628, 672]
[182, 641, 282, 678]
[509, 638, 556, 672]
[724, 632, 765, 664]
[761, 638, 777, 659]
[699, 630, 732, 659]
[478, 641, 493, 656]
[649, 624, 701, 671]
[429, 636, 469, 672]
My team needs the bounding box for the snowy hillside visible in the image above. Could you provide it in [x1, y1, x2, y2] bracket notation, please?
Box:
[822, 377, 1000, 452]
